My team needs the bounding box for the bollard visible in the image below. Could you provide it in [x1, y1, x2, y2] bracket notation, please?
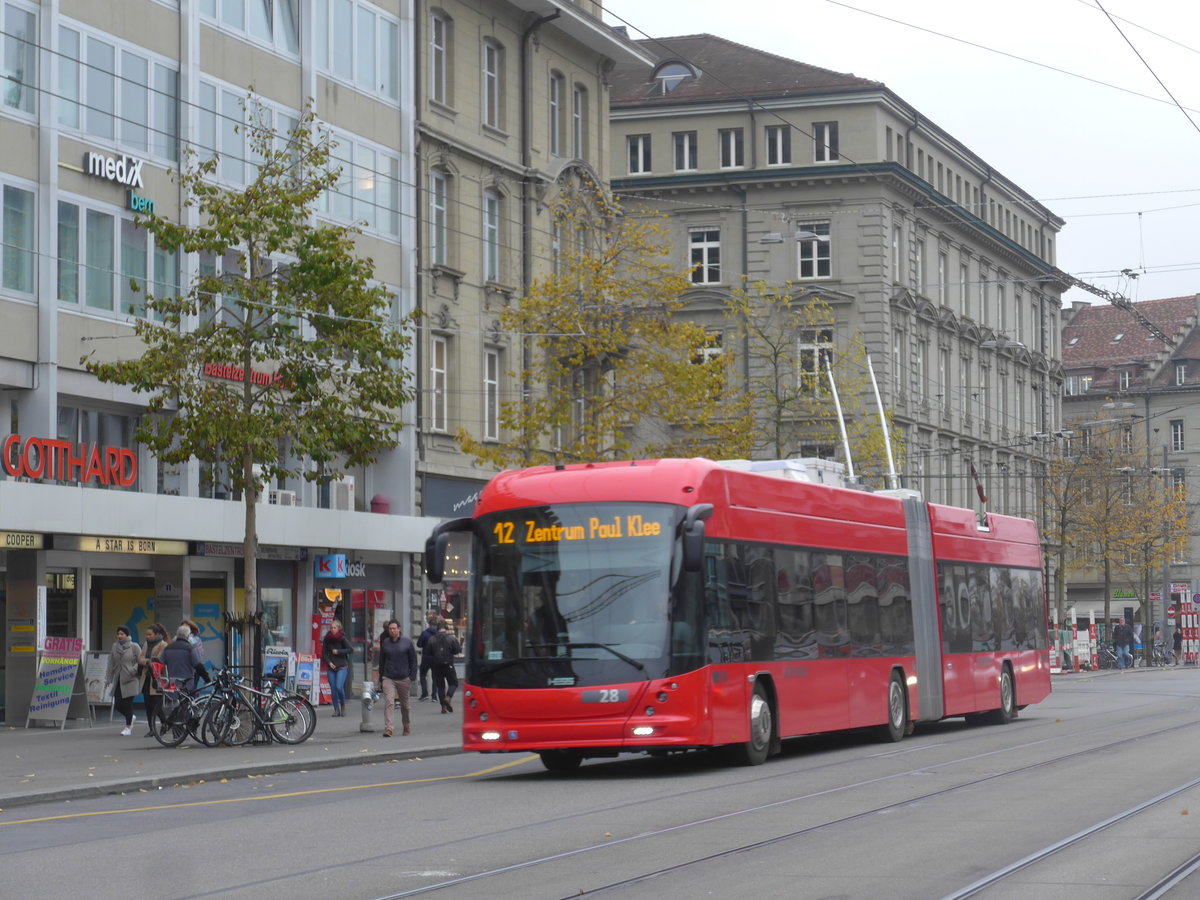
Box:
[360, 681, 378, 732]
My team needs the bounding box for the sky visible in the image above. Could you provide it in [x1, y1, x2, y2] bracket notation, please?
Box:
[600, 0, 1200, 311]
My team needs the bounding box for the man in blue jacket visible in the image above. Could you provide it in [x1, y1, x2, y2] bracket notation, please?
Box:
[415, 613, 439, 701]
[375, 619, 417, 736]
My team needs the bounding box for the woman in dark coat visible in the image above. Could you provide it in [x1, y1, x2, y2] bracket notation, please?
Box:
[322, 619, 354, 716]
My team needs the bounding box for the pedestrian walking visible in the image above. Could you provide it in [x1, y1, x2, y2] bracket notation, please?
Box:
[375, 619, 417, 737]
[415, 613, 439, 701]
[1174, 626, 1184, 664]
[105, 625, 142, 735]
[137, 623, 168, 736]
[428, 618, 461, 714]
[322, 619, 354, 716]
[162, 624, 204, 692]
[1112, 617, 1134, 670]
[181, 619, 211, 686]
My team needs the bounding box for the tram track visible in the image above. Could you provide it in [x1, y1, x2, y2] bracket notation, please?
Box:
[366, 713, 1200, 899]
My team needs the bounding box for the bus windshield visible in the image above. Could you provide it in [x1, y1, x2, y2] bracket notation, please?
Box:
[470, 502, 700, 687]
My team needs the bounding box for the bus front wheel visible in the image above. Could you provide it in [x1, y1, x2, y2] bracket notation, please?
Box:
[727, 682, 773, 766]
[539, 750, 583, 772]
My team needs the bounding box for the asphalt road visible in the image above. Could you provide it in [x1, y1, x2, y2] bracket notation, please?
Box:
[4, 668, 1200, 900]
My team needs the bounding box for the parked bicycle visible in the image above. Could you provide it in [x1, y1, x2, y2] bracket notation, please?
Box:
[1150, 640, 1176, 666]
[201, 667, 316, 746]
[1097, 643, 1120, 670]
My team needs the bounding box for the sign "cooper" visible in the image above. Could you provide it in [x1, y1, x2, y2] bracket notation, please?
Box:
[84, 151, 145, 189]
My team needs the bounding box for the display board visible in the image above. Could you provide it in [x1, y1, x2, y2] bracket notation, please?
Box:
[27, 637, 86, 730]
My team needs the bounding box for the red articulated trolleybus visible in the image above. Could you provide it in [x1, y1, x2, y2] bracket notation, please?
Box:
[425, 457, 1051, 772]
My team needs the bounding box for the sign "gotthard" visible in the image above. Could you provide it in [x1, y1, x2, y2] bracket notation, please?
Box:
[2, 435, 137, 487]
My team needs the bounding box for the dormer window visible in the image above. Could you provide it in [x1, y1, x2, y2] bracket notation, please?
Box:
[1067, 336, 1080, 346]
[653, 61, 697, 94]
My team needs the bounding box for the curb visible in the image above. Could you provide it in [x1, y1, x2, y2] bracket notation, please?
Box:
[0, 743, 462, 811]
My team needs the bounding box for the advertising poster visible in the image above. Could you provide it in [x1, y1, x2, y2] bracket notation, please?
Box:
[28, 637, 84, 726]
[263, 645, 292, 683]
[294, 654, 319, 703]
[84, 651, 113, 703]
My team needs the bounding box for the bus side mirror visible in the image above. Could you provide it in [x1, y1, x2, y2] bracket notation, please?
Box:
[424, 517, 475, 584]
[681, 503, 713, 572]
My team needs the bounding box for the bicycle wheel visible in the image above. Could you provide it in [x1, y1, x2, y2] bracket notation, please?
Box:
[204, 694, 257, 746]
[151, 701, 191, 748]
[268, 695, 316, 744]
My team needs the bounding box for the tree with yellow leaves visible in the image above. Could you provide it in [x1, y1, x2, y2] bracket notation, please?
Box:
[723, 283, 901, 484]
[456, 178, 755, 467]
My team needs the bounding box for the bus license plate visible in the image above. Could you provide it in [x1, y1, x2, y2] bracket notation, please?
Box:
[582, 689, 628, 703]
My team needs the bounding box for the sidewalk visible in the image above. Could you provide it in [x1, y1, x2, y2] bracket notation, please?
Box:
[0, 695, 462, 811]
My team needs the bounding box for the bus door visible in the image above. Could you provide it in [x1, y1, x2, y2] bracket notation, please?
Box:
[939, 564, 976, 716]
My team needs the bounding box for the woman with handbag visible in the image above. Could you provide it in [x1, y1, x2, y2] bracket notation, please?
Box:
[322, 619, 354, 716]
[137, 623, 168, 736]
[105, 625, 142, 736]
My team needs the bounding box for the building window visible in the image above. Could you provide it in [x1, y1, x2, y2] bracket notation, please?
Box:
[548, 71, 564, 156]
[766, 125, 791, 165]
[673, 131, 697, 171]
[628, 134, 651, 174]
[689, 228, 720, 284]
[891, 222, 902, 283]
[1177, 362, 1187, 385]
[484, 348, 500, 441]
[202, 0, 300, 54]
[313, 0, 399, 101]
[430, 336, 449, 432]
[1171, 419, 1185, 453]
[654, 61, 694, 94]
[2, 3, 36, 115]
[798, 328, 833, 394]
[2, 183, 34, 294]
[937, 251, 948, 306]
[482, 39, 505, 129]
[572, 85, 587, 157]
[814, 121, 839, 162]
[59, 26, 180, 162]
[892, 329, 905, 392]
[718, 128, 744, 168]
[1063, 374, 1092, 395]
[430, 11, 451, 105]
[797, 222, 831, 279]
[959, 262, 969, 317]
[1118, 370, 1131, 391]
[312, 125, 401, 238]
[483, 189, 501, 283]
[913, 339, 927, 400]
[429, 168, 449, 266]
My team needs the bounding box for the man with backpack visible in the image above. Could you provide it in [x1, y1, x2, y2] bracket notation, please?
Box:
[427, 619, 461, 714]
[415, 613, 439, 701]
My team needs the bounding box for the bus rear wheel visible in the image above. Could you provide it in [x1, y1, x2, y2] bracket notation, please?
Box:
[727, 682, 772, 766]
[878, 671, 907, 743]
[985, 666, 1015, 725]
[539, 750, 583, 772]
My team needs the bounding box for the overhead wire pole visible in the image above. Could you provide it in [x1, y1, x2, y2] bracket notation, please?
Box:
[1056, 270, 1173, 347]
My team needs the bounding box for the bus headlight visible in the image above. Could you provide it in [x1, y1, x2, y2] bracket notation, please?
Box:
[632, 726, 655, 737]
[481, 731, 501, 741]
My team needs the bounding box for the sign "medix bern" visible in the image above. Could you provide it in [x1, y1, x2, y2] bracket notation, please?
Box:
[84, 151, 145, 189]
[2, 435, 137, 487]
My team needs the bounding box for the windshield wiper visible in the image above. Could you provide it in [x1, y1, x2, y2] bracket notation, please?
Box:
[561, 642, 648, 675]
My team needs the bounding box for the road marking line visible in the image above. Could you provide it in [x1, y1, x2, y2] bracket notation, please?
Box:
[0, 755, 536, 827]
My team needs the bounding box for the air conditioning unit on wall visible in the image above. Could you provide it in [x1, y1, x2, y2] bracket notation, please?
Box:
[269, 489, 297, 506]
[332, 476, 355, 511]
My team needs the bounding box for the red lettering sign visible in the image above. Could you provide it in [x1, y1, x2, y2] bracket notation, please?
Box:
[3, 435, 137, 487]
[203, 361, 282, 386]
